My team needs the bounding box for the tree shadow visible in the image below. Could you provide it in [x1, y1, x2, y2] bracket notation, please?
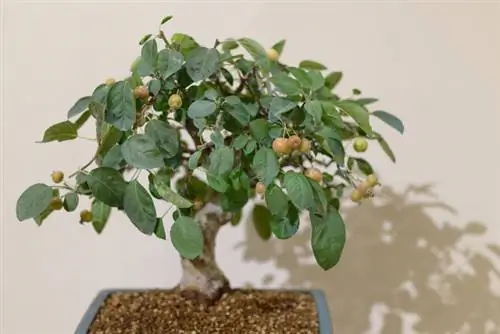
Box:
[236, 184, 500, 333]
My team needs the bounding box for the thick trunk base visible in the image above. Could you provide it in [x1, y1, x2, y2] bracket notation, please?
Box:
[177, 203, 232, 304]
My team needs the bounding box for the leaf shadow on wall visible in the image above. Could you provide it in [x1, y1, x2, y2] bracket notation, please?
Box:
[236, 184, 500, 333]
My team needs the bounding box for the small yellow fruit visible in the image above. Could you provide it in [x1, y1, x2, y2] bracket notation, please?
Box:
[272, 138, 292, 155]
[356, 181, 371, 195]
[49, 197, 63, 211]
[105, 78, 116, 86]
[133, 85, 149, 99]
[353, 138, 368, 153]
[255, 182, 266, 195]
[350, 189, 363, 202]
[51, 171, 64, 184]
[305, 168, 323, 182]
[287, 135, 302, 150]
[80, 210, 93, 223]
[168, 94, 183, 110]
[366, 174, 379, 187]
[267, 48, 280, 62]
[194, 200, 204, 211]
[299, 138, 311, 153]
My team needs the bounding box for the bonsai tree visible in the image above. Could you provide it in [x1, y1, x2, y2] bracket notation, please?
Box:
[15, 15, 405, 303]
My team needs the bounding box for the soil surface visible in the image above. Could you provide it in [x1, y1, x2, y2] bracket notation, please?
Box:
[88, 289, 319, 334]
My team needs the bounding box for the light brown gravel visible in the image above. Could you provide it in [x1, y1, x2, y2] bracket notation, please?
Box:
[87, 289, 319, 334]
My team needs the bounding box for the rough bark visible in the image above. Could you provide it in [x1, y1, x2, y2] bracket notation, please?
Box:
[178, 202, 232, 303]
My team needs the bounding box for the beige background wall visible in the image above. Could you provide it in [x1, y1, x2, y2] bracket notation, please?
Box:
[2, 1, 499, 333]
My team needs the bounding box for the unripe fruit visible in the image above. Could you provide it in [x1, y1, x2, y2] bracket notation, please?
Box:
[105, 78, 116, 86]
[299, 138, 311, 153]
[133, 85, 149, 99]
[267, 48, 280, 62]
[194, 200, 204, 211]
[168, 94, 183, 110]
[356, 181, 370, 195]
[51, 171, 64, 184]
[255, 182, 265, 195]
[287, 135, 302, 150]
[350, 189, 363, 203]
[49, 197, 63, 210]
[353, 138, 368, 153]
[305, 168, 323, 182]
[80, 209, 93, 223]
[366, 174, 379, 187]
[272, 138, 292, 155]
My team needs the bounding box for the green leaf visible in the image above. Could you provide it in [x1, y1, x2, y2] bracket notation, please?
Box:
[207, 174, 229, 193]
[97, 125, 122, 157]
[372, 110, 404, 134]
[105, 80, 136, 131]
[185, 47, 220, 82]
[16, 183, 53, 221]
[145, 120, 179, 157]
[188, 151, 202, 170]
[309, 180, 328, 216]
[237, 38, 267, 60]
[354, 157, 374, 175]
[299, 60, 327, 70]
[336, 101, 372, 135]
[283, 171, 315, 210]
[310, 208, 346, 270]
[148, 79, 162, 96]
[40, 121, 77, 143]
[265, 185, 288, 217]
[124, 180, 157, 235]
[252, 205, 272, 240]
[67, 96, 93, 118]
[252, 147, 279, 186]
[223, 97, 256, 126]
[355, 98, 378, 106]
[272, 39, 286, 55]
[139, 39, 158, 75]
[153, 172, 193, 208]
[170, 216, 204, 259]
[154, 218, 166, 239]
[210, 131, 225, 148]
[171, 33, 199, 56]
[304, 100, 323, 125]
[187, 100, 217, 119]
[91, 200, 111, 234]
[86, 167, 127, 207]
[139, 34, 153, 45]
[289, 67, 313, 88]
[63, 192, 79, 212]
[249, 119, 269, 143]
[208, 147, 234, 175]
[271, 73, 301, 96]
[232, 134, 250, 150]
[325, 72, 343, 89]
[376, 133, 396, 163]
[121, 134, 165, 169]
[157, 49, 184, 79]
[34, 206, 53, 226]
[74, 110, 91, 129]
[268, 97, 297, 122]
[160, 15, 173, 25]
[308, 70, 325, 92]
[317, 127, 344, 164]
[270, 203, 299, 239]
[244, 139, 257, 155]
[101, 145, 125, 169]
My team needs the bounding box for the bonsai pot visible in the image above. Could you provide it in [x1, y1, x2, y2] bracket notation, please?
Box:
[75, 288, 333, 334]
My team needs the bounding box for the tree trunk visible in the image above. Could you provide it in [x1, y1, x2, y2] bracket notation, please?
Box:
[178, 203, 232, 303]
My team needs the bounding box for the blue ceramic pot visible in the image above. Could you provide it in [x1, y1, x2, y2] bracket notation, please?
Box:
[75, 288, 333, 334]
